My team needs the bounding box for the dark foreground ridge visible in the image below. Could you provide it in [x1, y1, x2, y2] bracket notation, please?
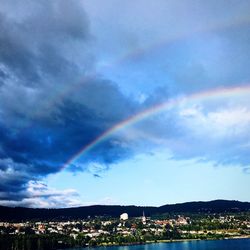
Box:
[0, 200, 250, 221]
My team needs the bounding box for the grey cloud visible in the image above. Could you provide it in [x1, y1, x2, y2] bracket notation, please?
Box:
[0, 181, 82, 208]
[0, 0, 141, 207]
[136, 96, 250, 168]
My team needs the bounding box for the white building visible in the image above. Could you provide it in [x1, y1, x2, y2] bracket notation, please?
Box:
[120, 213, 128, 220]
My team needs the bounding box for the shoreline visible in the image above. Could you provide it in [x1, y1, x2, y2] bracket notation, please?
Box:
[70, 235, 250, 249]
[151, 235, 250, 243]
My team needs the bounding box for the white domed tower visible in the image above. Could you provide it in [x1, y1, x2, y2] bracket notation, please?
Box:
[120, 213, 128, 221]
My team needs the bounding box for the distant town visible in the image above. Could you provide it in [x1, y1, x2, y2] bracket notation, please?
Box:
[1, 211, 250, 250]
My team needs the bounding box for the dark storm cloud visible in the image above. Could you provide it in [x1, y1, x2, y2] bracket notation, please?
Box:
[0, 0, 138, 205]
[0, 1, 90, 85]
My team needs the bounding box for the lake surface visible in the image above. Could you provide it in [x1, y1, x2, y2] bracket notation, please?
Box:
[65, 238, 250, 250]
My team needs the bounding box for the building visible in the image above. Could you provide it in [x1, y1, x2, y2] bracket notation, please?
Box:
[120, 213, 128, 220]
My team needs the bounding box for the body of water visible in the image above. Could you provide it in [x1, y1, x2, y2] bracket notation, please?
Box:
[65, 238, 250, 250]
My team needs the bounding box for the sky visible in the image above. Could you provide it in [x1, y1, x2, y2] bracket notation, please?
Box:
[0, 0, 250, 208]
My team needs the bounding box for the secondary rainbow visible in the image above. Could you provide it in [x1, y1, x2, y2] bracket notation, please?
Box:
[61, 84, 250, 170]
[21, 13, 250, 133]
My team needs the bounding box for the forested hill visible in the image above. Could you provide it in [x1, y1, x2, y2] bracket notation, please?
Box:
[0, 200, 249, 221]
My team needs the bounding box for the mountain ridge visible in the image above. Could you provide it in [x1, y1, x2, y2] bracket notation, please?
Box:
[0, 199, 249, 221]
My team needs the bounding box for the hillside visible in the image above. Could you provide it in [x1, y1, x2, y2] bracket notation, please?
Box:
[0, 200, 249, 221]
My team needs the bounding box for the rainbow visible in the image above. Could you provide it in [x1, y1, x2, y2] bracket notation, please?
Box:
[98, 13, 250, 68]
[16, 12, 250, 140]
[61, 84, 250, 170]
[20, 12, 250, 133]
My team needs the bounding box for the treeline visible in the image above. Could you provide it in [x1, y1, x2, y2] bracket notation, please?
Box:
[0, 234, 75, 250]
[0, 229, 246, 250]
